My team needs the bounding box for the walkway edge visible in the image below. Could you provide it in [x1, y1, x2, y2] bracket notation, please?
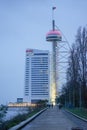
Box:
[9, 108, 47, 130]
[65, 109, 87, 122]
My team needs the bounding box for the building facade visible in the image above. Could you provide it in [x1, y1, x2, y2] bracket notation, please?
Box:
[24, 49, 50, 103]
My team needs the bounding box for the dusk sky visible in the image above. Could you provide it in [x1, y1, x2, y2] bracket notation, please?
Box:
[0, 0, 87, 105]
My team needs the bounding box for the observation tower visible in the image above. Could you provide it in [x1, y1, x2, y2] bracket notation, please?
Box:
[46, 7, 62, 104]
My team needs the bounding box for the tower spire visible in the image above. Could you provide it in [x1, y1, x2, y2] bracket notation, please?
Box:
[52, 7, 56, 30]
[46, 7, 62, 105]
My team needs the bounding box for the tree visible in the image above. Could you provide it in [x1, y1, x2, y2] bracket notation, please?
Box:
[60, 26, 87, 108]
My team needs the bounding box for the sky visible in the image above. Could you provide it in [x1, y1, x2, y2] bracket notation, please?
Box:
[0, 0, 87, 105]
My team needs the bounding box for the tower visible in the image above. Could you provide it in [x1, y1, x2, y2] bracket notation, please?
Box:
[46, 7, 62, 104]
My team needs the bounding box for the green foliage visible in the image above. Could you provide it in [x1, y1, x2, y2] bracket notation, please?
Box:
[67, 108, 87, 119]
[0, 107, 44, 129]
[36, 100, 48, 109]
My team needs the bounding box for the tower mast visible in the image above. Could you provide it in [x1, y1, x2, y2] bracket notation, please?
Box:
[46, 7, 62, 104]
[52, 7, 57, 104]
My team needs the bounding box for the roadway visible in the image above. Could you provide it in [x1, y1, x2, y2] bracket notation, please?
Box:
[21, 106, 87, 130]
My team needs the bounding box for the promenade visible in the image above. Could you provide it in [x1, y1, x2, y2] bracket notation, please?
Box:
[21, 106, 82, 130]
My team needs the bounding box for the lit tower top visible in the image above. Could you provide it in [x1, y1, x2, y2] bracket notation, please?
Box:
[46, 7, 62, 105]
[46, 30, 62, 41]
[46, 6, 62, 42]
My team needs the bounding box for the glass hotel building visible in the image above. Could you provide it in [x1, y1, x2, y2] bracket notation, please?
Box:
[24, 49, 50, 103]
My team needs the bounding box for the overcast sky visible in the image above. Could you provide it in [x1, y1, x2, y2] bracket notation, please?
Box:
[0, 0, 87, 105]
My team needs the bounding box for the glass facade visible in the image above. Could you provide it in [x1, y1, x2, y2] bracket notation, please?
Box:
[24, 49, 50, 103]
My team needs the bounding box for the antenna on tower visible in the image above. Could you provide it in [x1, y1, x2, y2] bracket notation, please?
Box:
[46, 6, 62, 105]
[52, 7, 56, 30]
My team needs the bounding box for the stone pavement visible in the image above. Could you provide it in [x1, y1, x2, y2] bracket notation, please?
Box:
[21, 106, 80, 130]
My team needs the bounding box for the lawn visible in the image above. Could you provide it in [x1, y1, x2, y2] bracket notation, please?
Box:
[67, 108, 87, 120]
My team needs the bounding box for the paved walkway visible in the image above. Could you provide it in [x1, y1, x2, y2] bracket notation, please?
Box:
[21, 106, 80, 130]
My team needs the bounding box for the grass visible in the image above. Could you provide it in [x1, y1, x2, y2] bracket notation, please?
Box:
[66, 108, 87, 120]
[0, 107, 45, 130]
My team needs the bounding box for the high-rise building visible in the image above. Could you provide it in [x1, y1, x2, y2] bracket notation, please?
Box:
[24, 49, 50, 103]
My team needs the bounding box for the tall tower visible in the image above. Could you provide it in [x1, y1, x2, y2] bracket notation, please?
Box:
[46, 7, 62, 104]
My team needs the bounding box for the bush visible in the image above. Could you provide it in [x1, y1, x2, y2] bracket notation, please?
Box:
[0, 107, 43, 129]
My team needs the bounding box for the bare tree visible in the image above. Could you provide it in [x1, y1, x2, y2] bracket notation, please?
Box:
[59, 26, 87, 108]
